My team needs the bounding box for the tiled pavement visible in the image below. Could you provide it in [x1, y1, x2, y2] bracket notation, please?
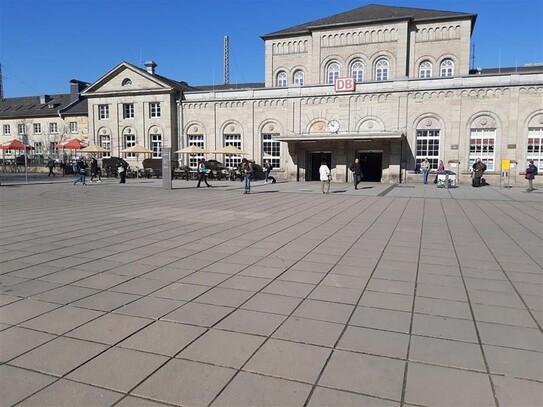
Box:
[0, 175, 542, 406]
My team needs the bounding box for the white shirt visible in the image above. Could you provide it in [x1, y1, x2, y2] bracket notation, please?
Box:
[319, 165, 331, 181]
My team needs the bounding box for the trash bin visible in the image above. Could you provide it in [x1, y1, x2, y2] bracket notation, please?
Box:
[437, 170, 456, 188]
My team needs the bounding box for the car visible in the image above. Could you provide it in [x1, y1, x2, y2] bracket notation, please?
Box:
[204, 159, 230, 180]
[102, 157, 129, 177]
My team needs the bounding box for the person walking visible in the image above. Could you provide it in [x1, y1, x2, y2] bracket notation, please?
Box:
[263, 160, 272, 183]
[90, 157, 102, 182]
[73, 158, 87, 185]
[242, 158, 253, 194]
[46, 158, 56, 177]
[349, 158, 363, 190]
[420, 158, 430, 184]
[118, 162, 126, 184]
[525, 160, 538, 191]
[196, 158, 211, 187]
[319, 160, 331, 194]
[472, 157, 487, 187]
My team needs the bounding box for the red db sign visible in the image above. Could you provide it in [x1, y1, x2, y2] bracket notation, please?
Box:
[334, 77, 355, 92]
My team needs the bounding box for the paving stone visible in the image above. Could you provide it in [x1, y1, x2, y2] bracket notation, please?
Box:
[477, 321, 543, 351]
[0, 365, 56, 406]
[0, 326, 55, 363]
[359, 290, 413, 312]
[194, 286, 255, 307]
[350, 306, 411, 333]
[162, 302, 234, 327]
[215, 309, 287, 336]
[293, 298, 354, 324]
[70, 290, 141, 312]
[337, 325, 409, 359]
[20, 305, 104, 335]
[472, 303, 539, 328]
[219, 275, 272, 291]
[150, 282, 209, 301]
[414, 296, 472, 319]
[308, 285, 362, 305]
[308, 386, 400, 406]
[0, 298, 60, 325]
[179, 270, 231, 286]
[31, 285, 100, 305]
[492, 375, 543, 407]
[411, 313, 478, 342]
[114, 296, 184, 319]
[484, 344, 543, 381]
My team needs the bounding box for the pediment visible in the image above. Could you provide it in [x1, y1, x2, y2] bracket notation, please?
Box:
[83, 62, 174, 95]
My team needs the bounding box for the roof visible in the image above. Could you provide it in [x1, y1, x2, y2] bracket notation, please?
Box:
[469, 65, 543, 75]
[0, 94, 82, 119]
[262, 4, 477, 39]
[193, 83, 265, 91]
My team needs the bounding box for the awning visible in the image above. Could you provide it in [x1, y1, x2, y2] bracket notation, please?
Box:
[272, 132, 404, 142]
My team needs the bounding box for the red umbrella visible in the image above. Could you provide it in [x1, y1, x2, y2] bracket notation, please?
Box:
[56, 138, 86, 150]
[0, 139, 33, 150]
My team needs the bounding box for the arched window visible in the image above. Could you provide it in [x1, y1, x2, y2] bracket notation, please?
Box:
[121, 78, 132, 86]
[351, 61, 364, 83]
[527, 127, 543, 172]
[419, 61, 432, 78]
[293, 70, 304, 86]
[375, 58, 389, 81]
[440, 59, 454, 77]
[224, 134, 242, 168]
[277, 71, 287, 87]
[327, 62, 340, 84]
[416, 128, 440, 169]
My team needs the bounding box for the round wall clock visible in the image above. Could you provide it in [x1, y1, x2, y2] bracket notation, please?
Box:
[327, 120, 340, 133]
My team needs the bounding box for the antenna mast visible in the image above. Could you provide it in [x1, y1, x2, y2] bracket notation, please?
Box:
[224, 36, 230, 85]
[0, 63, 4, 99]
[470, 43, 475, 70]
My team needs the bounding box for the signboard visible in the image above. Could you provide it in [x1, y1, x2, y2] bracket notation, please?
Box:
[501, 159, 511, 171]
[162, 147, 172, 189]
[334, 77, 355, 92]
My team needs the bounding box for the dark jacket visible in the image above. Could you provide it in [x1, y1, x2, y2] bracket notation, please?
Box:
[350, 162, 362, 176]
[526, 163, 538, 179]
[472, 161, 487, 178]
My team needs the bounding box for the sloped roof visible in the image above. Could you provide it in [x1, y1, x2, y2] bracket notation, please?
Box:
[262, 4, 476, 39]
[0, 94, 76, 119]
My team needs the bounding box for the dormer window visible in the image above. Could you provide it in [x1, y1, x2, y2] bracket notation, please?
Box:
[122, 78, 132, 86]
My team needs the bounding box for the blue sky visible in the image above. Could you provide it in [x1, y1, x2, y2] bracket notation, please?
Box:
[1, 0, 542, 97]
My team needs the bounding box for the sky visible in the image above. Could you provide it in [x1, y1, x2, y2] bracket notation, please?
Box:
[1, 0, 542, 98]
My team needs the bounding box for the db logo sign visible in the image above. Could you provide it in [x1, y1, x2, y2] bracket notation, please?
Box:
[334, 77, 355, 92]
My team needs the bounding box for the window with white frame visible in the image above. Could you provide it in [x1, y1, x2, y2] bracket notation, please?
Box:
[150, 103, 161, 118]
[99, 104, 109, 119]
[293, 70, 304, 86]
[100, 135, 111, 158]
[262, 134, 281, 168]
[375, 58, 389, 81]
[34, 142, 43, 155]
[150, 133, 162, 158]
[419, 61, 432, 78]
[416, 129, 440, 169]
[327, 62, 340, 84]
[18, 124, 26, 134]
[223, 134, 242, 168]
[124, 134, 136, 158]
[69, 121, 77, 133]
[33, 123, 41, 134]
[3, 124, 10, 135]
[49, 142, 56, 153]
[527, 127, 543, 171]
[351, 61, 364, 83]
[188, 135, 204, 168]
[469, 129, 495, 171]
[123, 103, 134, 119]
[49, 123, 58, 134]
[440, 59, 454, 77]
[277, 71, 287, 87]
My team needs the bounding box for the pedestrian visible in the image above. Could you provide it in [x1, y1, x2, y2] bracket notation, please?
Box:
[525, 160, 538, 191]
[241, 158, 253, 194]
[319, 160, 331, 194]
[73, 158, 87, 185]
[263, 159, 273, 183]
[118, 162, 126, 184]
[349, 158, 363, 190]
[420, 158, 430, 184]
[471, 157, 487, 187]
[196, 158, 211, 187]
[90, 157, 102, 182]
[46, 157, 56, 177]
[433, 160, 445, 184]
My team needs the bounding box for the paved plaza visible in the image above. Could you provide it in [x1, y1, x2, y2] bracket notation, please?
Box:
[1, 174, 542, 406]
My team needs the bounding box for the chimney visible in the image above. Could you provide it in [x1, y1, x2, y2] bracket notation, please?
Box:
[39, 95, 51, 104]
[69, 80, 88, 103]
[144, 60, 157, 75]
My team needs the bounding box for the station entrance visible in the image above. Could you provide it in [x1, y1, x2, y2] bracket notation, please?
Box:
[358, 152, 383, 182]
[306, 152, 331, 181]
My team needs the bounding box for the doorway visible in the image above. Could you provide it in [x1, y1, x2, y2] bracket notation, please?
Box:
[307, 152, 331, 181]
[358, 152, 382, 182]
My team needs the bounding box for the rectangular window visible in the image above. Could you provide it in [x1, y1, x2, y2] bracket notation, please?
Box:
[527, 127, 543, 172]
[123, 103, 134, 119]
[50, 142, 56, 153]
[34, 142, 43, 155]
[69, 122, 77, 133]
[124, 134, 136, 158]
[188, 135, 204, 168]
[49, 123, 58, 134]
[3, 124, 10, 135]
[224, 134, 242, 168]
[33, 123, 41, 134]
[262, 134, 281, 169]
[18, 124, 26, 134]
[469, 129, 496, 171]
[150, 103, 161, 118]
[99, 105, 109, 119]
[416, 129, 440, 169]
[151, 134, 162, 158]
[100, 135, 111, 158]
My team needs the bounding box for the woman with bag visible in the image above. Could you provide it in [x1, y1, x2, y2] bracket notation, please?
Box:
[241, 159, 252, 194]
[197, 158, 211, 188]
[525, 160, 538, 191]
[319, 160, 331, 194]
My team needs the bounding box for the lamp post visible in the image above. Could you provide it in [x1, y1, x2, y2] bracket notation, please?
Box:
[21, 134, 29, 185]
